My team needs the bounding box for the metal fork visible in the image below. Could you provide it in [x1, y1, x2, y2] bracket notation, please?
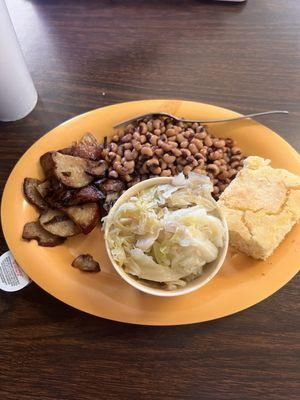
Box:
[114, 110, 289, 129]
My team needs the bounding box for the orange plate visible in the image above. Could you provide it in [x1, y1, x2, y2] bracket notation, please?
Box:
[1, 100, 300, 325]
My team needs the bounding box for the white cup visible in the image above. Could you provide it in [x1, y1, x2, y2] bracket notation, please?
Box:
[0, 0, 38, 121]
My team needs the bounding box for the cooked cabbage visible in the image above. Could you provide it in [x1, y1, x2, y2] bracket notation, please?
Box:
[104, 173, 225, 290]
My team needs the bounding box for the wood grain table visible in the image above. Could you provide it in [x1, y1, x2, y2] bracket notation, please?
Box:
[0, 1, 299, 399]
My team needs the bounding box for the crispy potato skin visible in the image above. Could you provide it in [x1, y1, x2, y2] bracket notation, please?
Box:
[60, 133, 103, 160]
[71, 254, 101, 272]
[22, 221, 66, 247]
[39, 209, 81, 237]
[23, 178, 48, 210]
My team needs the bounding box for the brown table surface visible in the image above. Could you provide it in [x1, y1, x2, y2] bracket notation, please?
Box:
[0, 0, 299, 399]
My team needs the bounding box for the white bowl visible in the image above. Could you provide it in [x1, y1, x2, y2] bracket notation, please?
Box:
[104, 177, 229, 297]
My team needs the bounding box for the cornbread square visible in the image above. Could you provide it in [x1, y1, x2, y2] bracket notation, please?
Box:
[218, 156, 300, 260]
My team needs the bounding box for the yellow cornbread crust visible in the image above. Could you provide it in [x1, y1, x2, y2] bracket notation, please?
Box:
[218, 156, 300, 260]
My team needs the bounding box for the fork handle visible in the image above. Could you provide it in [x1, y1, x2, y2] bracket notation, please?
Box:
[194, 110, 289, 124]
[114, 110, 289, 128]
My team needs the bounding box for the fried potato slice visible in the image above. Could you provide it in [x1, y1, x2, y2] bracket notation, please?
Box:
[23, 178, 48, 210]
[40, 152, 94, 188]
[71, 254, 101, 272]
[94, 178, 125, 193]
[85, 160, 108, 177]
[60, 133, 102, 160]
[22, 221, 65, 247]
[67, 186, 105, 206]
[39, 209, 81, 237]
[65, 203, 100, 234]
